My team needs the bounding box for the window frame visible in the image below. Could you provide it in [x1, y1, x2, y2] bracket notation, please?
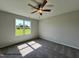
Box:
[15, 18, 32, 36]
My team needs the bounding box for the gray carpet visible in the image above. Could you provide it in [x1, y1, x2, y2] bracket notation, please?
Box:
[0, 39, 79, 58]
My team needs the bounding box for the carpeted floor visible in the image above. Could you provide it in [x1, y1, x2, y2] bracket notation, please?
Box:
[0, 39, 79, 58]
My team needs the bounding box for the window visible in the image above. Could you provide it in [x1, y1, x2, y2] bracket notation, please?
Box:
[16, 18, 31, 36]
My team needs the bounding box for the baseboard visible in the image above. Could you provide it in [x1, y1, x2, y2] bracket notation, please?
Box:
[0, 37, 39, 49]
[39, 36, 79, 50]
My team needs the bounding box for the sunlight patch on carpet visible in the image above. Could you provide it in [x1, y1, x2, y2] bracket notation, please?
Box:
[17, 41, 42, 57]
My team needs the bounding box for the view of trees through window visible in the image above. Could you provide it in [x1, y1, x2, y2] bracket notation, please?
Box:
[16, 18, 31, 36]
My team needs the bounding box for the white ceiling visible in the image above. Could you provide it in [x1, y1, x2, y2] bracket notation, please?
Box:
[0, 0, 79, 20]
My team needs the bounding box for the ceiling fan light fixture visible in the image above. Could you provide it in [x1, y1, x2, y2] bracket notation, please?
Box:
[28, 0, 52, 15]
[38, 10, 42, 13]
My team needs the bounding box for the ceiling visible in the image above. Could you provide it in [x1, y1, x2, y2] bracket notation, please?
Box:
[0, 0, 79, 20]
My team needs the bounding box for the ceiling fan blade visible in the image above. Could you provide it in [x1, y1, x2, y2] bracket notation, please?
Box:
[31, 10, 37, 14]
[31, 0, 40, 4]
[28, 4, 37, 9]
[43, 9, 51, 12]
[41, 0, 47, 8]
[38, 4, 41, 8]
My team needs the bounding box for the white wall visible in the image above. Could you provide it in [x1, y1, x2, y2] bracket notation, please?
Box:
[0, 11, 39, 48]
[39, 11, 79, 49]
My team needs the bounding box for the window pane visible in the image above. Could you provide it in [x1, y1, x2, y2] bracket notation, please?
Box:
[25, 20, 31, 34]
[16, 19, 24, 36]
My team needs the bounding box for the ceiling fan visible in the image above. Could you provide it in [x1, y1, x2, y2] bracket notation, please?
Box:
[28, 0, 53, 15]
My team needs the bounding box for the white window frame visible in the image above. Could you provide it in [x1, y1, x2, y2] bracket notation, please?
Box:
[15, 18, 32, 36]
